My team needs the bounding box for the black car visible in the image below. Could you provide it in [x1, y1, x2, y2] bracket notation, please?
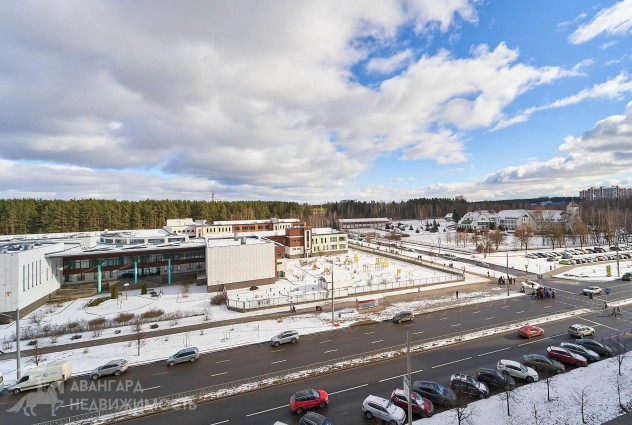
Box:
[449, 373, 489, 399]
[561, 342, 600, 362]
[575, 339, 614, 357]
[475, 368, 515, 391]
[522, 354, 565, 374]
[622, 272, 632, 281]
[299, 412, 332, 425]
[412, 381, 457, 407]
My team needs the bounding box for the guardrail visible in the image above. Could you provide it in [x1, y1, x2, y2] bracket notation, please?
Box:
[35, 306, 588, 425]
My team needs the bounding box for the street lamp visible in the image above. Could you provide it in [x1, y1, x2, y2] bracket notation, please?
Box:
[124, 283, 129, 300]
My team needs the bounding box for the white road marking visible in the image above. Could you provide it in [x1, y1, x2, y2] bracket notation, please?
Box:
[153, 371, 169, 375]
[209, 421, 230, 425]
[320, 339, 333, 343]
[365, 331, 375, 335]
[413, 331, 424, 335]
[478, 347, 511, 357]
[485, 317, 494, 320]
[518, 333, 565, 346]
[215, 359, 231, 364]
[324, 349, 338, 353]
[330, 384, 369, 395]
[141, 386, 161, 392]
[372, 340, 384, 344]
[544, 306, 552, 309]
[501, 306, 510, 309]
[61, 402, 83, 408]
[581, 317, 621, 331]
[440, 317, 448, 320]
[379, 370, 423, 382]
[516, 311, 524, 314]
[472, 311, 481, 314]
[246, 404, 288, 416]
[451, 324, 461, 327]
[270, 360, 286, 364]
[211, 372, 228, 377]
[431, 356, 472, 369]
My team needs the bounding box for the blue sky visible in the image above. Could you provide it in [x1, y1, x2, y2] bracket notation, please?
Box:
[0, 1, 631, 203]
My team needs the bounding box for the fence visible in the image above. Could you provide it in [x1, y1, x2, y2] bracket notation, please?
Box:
[35, 306, 587, 425]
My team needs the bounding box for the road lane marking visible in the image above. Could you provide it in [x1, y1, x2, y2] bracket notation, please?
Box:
[413, 331, 424, 335]
[365, 331, 375, 335]
[209, 421, 229, 425]
[141, 386, 161, 392]
[61, 402, 83, 408]
[153, 371, 169, 375]
[215, 359, 231, 364]
[518, 332, 566, 346]
[270, 360, 286, 364]
[372, 340, 384, 344]
[440, 317, 448, 320]
[544, 306, 552, 309]
[246, 404, 288, 416]
[379, 370, 423, 382]
[330, 384, 369, 395]
[472, 311, 481, 314]
[485, 317, 494, 320]
[431, 356, 472, 369]
[451, 324, 461, 327]
[478, 347, 511, 357]
[324, 349, 338, 354]
[211, 372, 228, 377]
[581, 317, 621, 331]
[320, 339, 333, 343]
[501, 306, 510, 309]
[516, 311, 524, 314]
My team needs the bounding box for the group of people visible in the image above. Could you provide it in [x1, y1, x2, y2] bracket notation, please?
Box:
[531, 286, 556, 299]
[609, 304, 622, 317]
[289, 305, 297, 313]
[497, 276, 514, 285]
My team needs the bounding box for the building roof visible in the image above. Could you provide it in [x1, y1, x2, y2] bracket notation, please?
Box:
[206, 236, 272, 248]
[212, 218, 301, 225]
[338, 218, 390, 223]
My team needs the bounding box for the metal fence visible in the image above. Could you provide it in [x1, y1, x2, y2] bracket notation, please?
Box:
[35, 306, 586, 425]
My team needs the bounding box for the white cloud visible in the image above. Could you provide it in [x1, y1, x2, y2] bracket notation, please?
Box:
[569, 0, 632, 44]
[366, 49, 413, 75]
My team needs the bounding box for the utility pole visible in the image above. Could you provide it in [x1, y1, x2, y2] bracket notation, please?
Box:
[406, 330, 413, 424]
[16, 308, 21, 379]
[616, 229, 620, 277]
[331, 259, 335, 327]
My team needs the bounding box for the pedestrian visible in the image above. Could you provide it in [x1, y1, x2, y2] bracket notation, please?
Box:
[487, 271, 490, 278]
[455, 290, 459, 299]
[603, 301, 608, 309]
[616, 307, 621, 316]
[613, 307, 617, 317]
[290, 305, 293, 313]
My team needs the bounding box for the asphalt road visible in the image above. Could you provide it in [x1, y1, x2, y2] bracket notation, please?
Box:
[1, 274, 631, 424]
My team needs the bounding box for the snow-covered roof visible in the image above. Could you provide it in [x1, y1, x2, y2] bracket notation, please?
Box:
[338, 218, 390, 223]
[497, 209, 530, 219]
[206, 236, 272, 247]
[212, 218, 301, 225]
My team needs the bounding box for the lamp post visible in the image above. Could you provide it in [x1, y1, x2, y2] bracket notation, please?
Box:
[124, 283, 129, 300]
[330, 258, 335, 327]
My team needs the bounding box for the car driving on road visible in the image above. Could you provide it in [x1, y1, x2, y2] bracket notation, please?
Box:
[497, 359, 539, 383]
[166, 347, 199, 367]
[568, 324, 595, 338]
[522, 354, 565, 375]
[582, 286, 602, 296]
[392, 311, 414, 323]
[290, 388, 328, 415]
[518, 325, 544, 338]
[91, 359, 129, 380]
[271, 330, 299, 347]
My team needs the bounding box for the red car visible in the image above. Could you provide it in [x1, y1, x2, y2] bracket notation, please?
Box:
[290, 388, 329, 414]
[518, 325, 544, 339]
[546, 346, 587, 367]
[390, 388, 434, 417]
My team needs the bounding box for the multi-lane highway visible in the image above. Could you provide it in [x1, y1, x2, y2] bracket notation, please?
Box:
[1, 273, 630, 424]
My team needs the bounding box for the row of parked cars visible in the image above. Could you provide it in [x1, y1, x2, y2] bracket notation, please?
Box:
[525, 247, 632, 266]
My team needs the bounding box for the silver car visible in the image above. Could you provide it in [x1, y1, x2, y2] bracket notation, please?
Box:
[271, 330, 299, 347]
[91, 359, 129, 380]
[166, 347, 199, 367]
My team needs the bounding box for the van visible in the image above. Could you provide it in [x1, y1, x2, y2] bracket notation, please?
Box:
[9, 360, 72, 395]
[443, 253, 458, 261]
[0, 374, 4, 392]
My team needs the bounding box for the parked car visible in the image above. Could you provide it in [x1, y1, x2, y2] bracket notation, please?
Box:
[299, 411, 332, 425]
[622, 272, 632, 281]
[166, 347, 199, 367]
[361, 395, 406, 425]
[390, 388, 434, 418]
[575, 339, 614, 357]
[582, 286, 602, 296]
[518, 325, 544, 339]
[271, 330, 299, 346]
[559, 259, 572, 265]
[560, 342, 600, 362]
[475, 261, 490, 268]
[522, 354, 565, 374]
[568, 324, 595, 338]
[546, 346, 588, 367]
[475, 368, 515, 391]
[90, 359, 129, 380]
[497, 359, 539, 383]
[392, 311, 414, 323]
[290, 388, 328, 415]
[412, 381, 457, 407]
[450, 373, 489, 399]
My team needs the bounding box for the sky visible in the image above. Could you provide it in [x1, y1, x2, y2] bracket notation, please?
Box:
[1, 0, 632, 204]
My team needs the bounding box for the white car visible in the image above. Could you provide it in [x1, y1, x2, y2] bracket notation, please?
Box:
[568, 324, 595, 338]
[582, 286, 602, 296]
[497, 359, 539, 383]
[361, 395, 406, 425]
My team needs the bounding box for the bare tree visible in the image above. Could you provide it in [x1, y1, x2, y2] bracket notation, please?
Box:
[572, 387, 590, 424]
[30, 342, 46, 366]
[612, 333, 630, 376]
[180, 283, 191, 299]
[489, 228, 506, 250]
[572, 221, 591, 248]
[131, 319, 146, 356]
[615, 373, 630, 413]
[514, 224, 535, 251]
[453, 387, 474, 425]
[502, 384, 517, 417]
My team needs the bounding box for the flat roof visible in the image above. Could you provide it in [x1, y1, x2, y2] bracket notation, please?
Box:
[338, 218, 390, 223]
[206, 236, 272, 247]
[212, 218, 301, 225]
